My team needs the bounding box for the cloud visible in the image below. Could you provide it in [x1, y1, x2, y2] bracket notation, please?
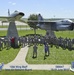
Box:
[8, 1, 16, 5]
[12, 3, 16, 5]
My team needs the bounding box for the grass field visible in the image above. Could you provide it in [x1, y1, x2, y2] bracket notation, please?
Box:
[0, 70, 74, 75]
[26, 45, 74, 64]
[0, 29, 46, 36]
[0, 30, 74, 75]
[26, 30, 74, 64]
[0, 48, 20, 64]
[0, 29, 46, 64]
[0, 30, 74, 64]
[55, 31, 74, 38]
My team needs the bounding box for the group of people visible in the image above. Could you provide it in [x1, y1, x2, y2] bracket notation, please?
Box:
[18, 34, 74, 59]
[49, 37, 74, 50]
[0, 34, 74, 59]
[32, 42, 50, 59]
[0, 37, 19, 51]
[19, 35, 74, 51]
[0, 37, 11, 50]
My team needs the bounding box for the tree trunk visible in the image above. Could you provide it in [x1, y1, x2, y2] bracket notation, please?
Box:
[34, 28, 36, 34]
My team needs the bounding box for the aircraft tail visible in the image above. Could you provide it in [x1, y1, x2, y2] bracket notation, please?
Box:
[38, 14, 44, 21]
[8, 9, 10, 16]
[37, 14, 44, 28]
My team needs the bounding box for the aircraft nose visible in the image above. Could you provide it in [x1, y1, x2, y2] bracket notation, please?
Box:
[71, 23, 74, 26]
[71, 22, 74, 30]
[19, 12, 24, 16]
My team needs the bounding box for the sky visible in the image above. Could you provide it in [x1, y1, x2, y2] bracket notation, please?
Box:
[0, 0, 74, 18]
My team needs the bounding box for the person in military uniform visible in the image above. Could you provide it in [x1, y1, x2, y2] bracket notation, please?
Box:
[33, 43, 38, 58]
[68, 38, 72, 50]
[44, 42, 50, 56]
[0, 40, 3, 51]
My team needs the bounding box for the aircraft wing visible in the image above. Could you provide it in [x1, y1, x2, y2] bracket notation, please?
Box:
[0, 16, 12, 21]
[49, 18, 74, 22]
[18, 18, 27, 23]
[0, 16, 26, 22]
[28, 20, 56, 25]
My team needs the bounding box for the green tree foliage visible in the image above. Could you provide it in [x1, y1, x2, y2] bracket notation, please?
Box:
[28, 14, 38, 29]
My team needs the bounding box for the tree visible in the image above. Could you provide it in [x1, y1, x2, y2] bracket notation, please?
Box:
[28, 14, 38, 29]
[28, 14, 38, 34]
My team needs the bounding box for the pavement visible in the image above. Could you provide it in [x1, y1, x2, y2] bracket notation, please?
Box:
[0, 21, 31, 30]
[3, 46, 29, 70]
[0, 21, 27, 26]
[2, 46, 71, 70]
[0, 28, 31, 30]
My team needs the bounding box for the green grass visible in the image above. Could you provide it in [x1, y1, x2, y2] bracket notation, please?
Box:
[0, 70, 74, 75]
[0, 30, 74, 74]
[0, 30, 45, 64]
[0, 30, 74, 64]
[0, 30, 7, 36]
[18, 29, 46, 36]
[26, 30, 74, 64]
[0, 29, 73, 38]
[0, 29, 46, 36]
[55, 31, 74, 38]
[26, 46, 74, 64]
[0, 48, 20, 64]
